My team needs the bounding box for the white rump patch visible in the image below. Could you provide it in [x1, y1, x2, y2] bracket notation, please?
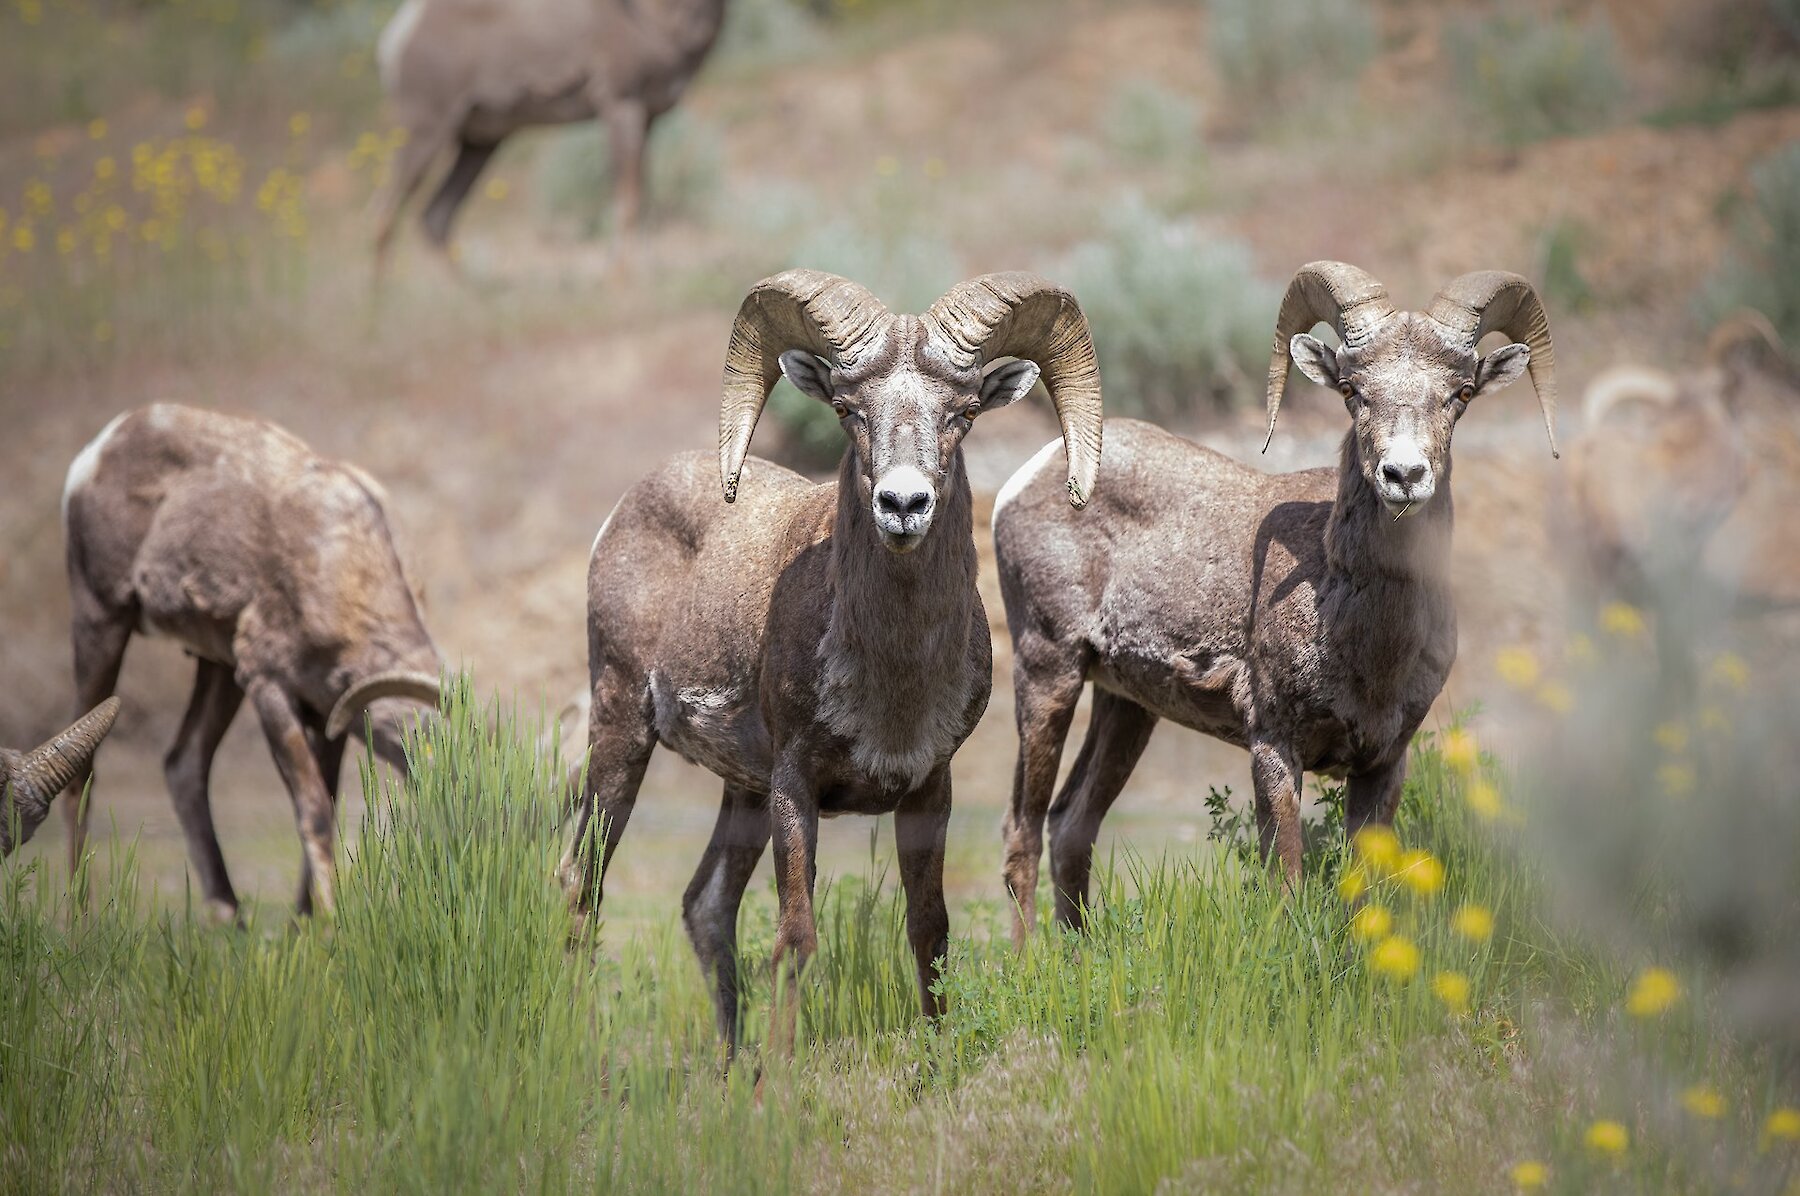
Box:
[991, 438, 1062, 534]
[377, 0, 428, 92]
[62, 412, 129, 524]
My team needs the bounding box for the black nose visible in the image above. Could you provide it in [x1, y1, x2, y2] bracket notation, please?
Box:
[1382, 461, 1427, 488]
[877, 486, 932, 519]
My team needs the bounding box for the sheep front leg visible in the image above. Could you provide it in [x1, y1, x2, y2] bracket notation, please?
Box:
[249, 682, 341, 916]
[768, 755, 820, 1056]
[1344, 758, 1406, 841]
[604, 100, 649, 238]
[1250, 740, 1304, 888]
[895, 766, 952, 1019]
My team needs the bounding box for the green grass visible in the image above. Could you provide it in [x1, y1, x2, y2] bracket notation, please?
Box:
[4, 678, 1794, 1192]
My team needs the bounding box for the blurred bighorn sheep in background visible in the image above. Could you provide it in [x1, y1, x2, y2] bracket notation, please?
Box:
[1563, 313, 1786, 688]
[565, 269, 1103, 1048]
[61, 405, 444, 920]
[994, 262, 1557, 941]
[2, 700, 119, 858]
[373, 0, 730, 269]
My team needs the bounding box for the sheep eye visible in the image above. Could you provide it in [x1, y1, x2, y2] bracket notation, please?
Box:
[1338, 382, 1356, 400]
[831, 400, 848, 418]
[1457, 383, 1475, 401]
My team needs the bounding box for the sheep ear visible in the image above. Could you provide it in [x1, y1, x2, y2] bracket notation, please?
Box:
[1475, 343, 1531, 397]
[978, 359, 1041, 412]
[1290, 333, 1339, 388]
[778, 350, 835, 404]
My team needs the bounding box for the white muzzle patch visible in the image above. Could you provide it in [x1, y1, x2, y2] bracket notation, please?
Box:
[1376, 438, 1435, 514]
[872, 464, 937, 545]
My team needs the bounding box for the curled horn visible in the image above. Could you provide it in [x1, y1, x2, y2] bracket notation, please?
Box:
[3, 697, 119, 855]
[1427, 270, 1560, 458]
[327, 670, 442, 740]
[719, 269, 892, 502]
[923, 272, 1104, 507]
[1263, 262, 1396, 451]
[1706, 308, 1785, 373]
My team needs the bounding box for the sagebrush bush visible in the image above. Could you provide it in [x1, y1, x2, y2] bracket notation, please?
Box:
[533, 110, 725, 235]
[1701, 140, 1800, 345]
[1060, 200, 1277, 419]
[1205, 0, 1376, 126]
[1447, 12, 1627, 145]
[1101, 78, 1203, 164]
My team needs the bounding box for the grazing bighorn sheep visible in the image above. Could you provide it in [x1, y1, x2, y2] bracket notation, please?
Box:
[564, 269, 1102, 1047]
[373, 0, 729, 268]
[61, 405, 444, 919]
[2, 700, 119, 858]
[1562, 314, 1784, 686]
[994, 262, 1557, 940]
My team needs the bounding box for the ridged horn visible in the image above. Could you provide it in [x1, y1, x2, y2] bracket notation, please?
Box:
[3, 697, 119, 855]
[1263, 262, 1397, 451]
[1705, 308, 1785, 371]
[719, 269, 892, 502]
[327, 670, 442, 741]
[1427, 270, 1560, 458]
[923, 273, 1104, 507]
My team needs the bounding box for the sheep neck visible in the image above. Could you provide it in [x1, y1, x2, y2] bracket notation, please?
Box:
[1318, 432, 1457, 699]
[811, 450, 980, 789]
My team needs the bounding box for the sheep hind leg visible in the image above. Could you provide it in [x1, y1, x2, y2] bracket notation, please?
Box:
[163, 658, 245, 924]
[1046, 691, 1156, 933]
[370, 121, 450, 286]
[681, 783, 769, 1055]
[1000, 649, 1085, 947]
[558, 673, 655, 926]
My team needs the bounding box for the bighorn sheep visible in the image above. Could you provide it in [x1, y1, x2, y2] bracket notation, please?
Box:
[373, 0, 729, 267]
[994, 262, 1557, 940]
[564, 269, 1102, 1047]
[3, 700, 119, 858]
[1562, 313, 1784, 686]
[61, 405, 444, 919]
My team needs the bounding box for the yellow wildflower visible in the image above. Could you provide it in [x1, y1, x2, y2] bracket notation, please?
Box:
[484, 178, 511, 201]
[1681, 1085, 1725, 1120]
[1510, 1160, 1548, 1190]
[95, 156, 115, 181]
[18, 0, 42, 24]
[1764, 1107, 1800, 1149]
[1585, 1119, 1629, 1157]
[1465, 780, 1504, 822]
[1350, 904, 1391, 942]
[1336, 864, 1368, 903]
[1353, 825, 1402, 874]
[1707, 652, 1749, 693]
[1534, 681, 1574, 714]
[1495, 646, 1540, 689]
[1452, 904, 1495, 943]
[289, 112, 311, 137]
[11, 224, 34, 253]
[1653, 721, 1689, 754]
[1626, 967, 1681, 1018]
[1370, 934, 1419, 980]
[1566, 632, 1598, 667]
[1441, 727, 1479, 774]
[1600, 602, 1647, 639]
[1431, 970, 1471, 1013]
[184, 105, 208, 131]
[87, 118, 107, 140]
[1397, 849, 1445, 897]
[54, 226, 75, 255]
[1658, 762, 1695, 799]
[1699, 704, 1730, 737]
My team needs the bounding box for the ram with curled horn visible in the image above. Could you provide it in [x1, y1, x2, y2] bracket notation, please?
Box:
[566, 268, 1103, 1050]
[993, 262, 1557, 940]
[3, 699, 120, 858]
[60, 405, 447, 920]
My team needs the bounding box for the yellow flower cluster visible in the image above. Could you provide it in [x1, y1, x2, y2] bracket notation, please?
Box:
[1625, 967, 1682, 1018]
